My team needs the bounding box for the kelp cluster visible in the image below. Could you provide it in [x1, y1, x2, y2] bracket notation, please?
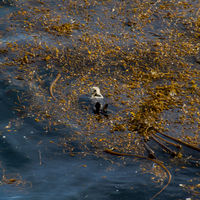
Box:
[0, 0, 200, 198]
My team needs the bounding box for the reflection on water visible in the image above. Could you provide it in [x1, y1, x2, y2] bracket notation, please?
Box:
[0, 0, 200, 199]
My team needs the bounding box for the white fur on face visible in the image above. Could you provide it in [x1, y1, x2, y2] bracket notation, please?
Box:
[91, 86, 103, 98]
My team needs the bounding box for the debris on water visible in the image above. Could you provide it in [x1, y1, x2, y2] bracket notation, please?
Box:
[0, 0, 200, 198]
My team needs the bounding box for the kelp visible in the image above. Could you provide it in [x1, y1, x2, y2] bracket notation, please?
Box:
[1, 0, 200, 198]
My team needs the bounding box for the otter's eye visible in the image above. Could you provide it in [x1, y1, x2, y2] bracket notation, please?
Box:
[94, 90, 96, 93]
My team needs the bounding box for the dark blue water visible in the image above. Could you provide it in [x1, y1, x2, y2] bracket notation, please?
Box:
[0, 71, 199, 199]
[0, 0, 200, 200]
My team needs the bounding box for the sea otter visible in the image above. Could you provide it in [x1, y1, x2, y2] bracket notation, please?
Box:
[90, 86, 108, 114]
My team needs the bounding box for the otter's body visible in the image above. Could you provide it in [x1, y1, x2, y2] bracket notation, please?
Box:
[90, 87, 108, 114]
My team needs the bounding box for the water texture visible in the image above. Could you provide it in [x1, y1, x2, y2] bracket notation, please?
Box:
[0, 0, 200, 199]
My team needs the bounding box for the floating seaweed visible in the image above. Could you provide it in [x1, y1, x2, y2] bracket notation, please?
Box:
[1, 0, 200, 199]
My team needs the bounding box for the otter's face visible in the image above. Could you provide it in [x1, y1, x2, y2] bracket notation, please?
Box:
[91, 87, 103, 98]
[91, 87, 100, 95]
[92, 88, 97, 95]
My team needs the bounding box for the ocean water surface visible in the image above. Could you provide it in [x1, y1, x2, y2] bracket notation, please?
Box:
[0, 0, 200, 200]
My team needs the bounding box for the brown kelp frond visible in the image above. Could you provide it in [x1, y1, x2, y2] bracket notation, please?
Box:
[156, 131, 200, 152]
[151, 134, 177, 157]
[152, 133, 182, 149]
[50, 73, 61, 100]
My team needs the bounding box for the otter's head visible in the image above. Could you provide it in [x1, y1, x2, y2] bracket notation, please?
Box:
[91, 86, 103, 98]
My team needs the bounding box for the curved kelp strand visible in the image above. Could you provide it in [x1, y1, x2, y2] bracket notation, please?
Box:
[104, 149, 172, 200]
[50, 73, 61, 100]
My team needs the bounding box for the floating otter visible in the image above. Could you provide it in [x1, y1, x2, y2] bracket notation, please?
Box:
[90, 87, 108, 114]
